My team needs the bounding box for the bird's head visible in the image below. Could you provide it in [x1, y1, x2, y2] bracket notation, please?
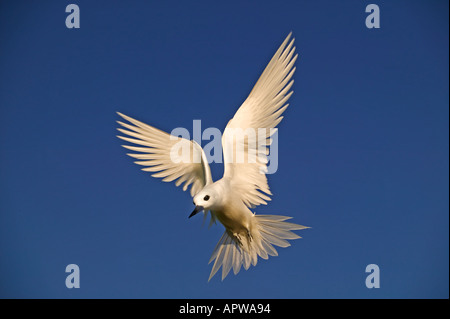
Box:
[189, 188, 218, 218]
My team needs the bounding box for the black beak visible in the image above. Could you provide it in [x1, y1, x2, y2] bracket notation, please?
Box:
[189, 205, 204, 218]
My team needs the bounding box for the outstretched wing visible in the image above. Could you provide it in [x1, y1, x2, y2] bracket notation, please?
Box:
[222, 32, 297, 208]
[117, 112, 212, 197]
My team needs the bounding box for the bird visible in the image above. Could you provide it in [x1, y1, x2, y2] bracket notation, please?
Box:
[116, 32, 309, 281]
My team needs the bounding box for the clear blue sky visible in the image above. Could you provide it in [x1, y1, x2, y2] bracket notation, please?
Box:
[0, 0, 448, 298]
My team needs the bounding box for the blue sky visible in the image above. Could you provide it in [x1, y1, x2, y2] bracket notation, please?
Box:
[0, 0, 448, 298]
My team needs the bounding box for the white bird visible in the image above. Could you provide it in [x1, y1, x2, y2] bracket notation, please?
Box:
[117, 33, 309, 281]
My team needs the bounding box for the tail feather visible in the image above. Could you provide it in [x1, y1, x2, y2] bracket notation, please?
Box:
[207, 214, 309, 281]
[208, 231, 227, 264]
[208, 232, 241, 281]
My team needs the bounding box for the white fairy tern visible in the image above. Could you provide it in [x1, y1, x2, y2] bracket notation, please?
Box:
[117, 33, 309, 281]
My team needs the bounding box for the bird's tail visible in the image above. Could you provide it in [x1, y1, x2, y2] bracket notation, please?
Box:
[208, 215, 309, 281]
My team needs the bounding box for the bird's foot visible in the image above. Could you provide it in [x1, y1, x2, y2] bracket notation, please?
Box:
[234, 233, 244, 247]
[247, 229, 253, 242]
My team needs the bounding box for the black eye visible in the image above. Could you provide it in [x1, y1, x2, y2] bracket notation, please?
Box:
[204, 195, 210, 201]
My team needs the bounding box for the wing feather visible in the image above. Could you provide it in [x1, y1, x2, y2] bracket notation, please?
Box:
[117, 112, 212, 197]
[221, 33, 297, 209]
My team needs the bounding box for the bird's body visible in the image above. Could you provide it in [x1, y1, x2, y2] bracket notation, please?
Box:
[117, 33, 308, 281]
[202, 179, 253, 236]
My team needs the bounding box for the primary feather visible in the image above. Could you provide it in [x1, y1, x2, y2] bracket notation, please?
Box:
[117, 112, 212, 197]
[222, 32, 298, 209]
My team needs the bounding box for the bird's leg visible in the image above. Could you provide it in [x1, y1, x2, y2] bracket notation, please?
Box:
[247, 229, 253, 242]
[233, 232, 243, 247]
